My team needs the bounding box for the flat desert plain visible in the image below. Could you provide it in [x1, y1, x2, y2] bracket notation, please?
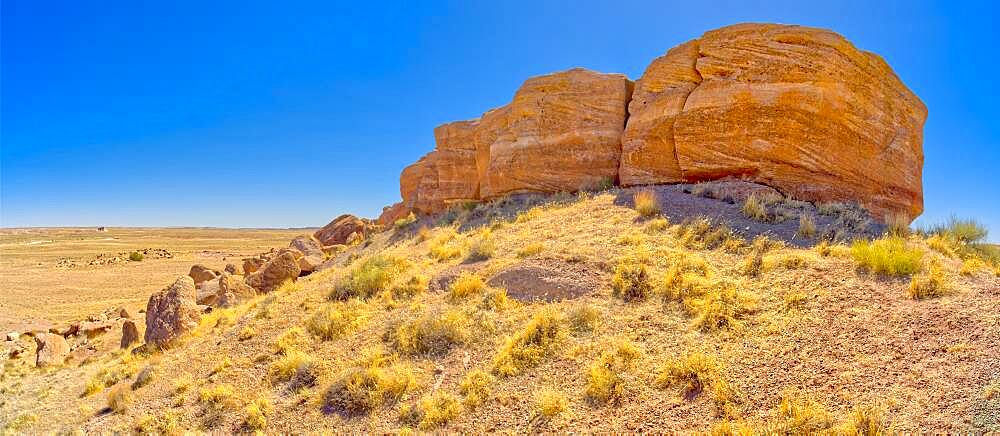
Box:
[0, 228, 306, 333]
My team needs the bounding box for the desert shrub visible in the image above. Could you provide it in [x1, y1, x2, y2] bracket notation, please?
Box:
[244, 398, 273, 432]
[798, 214, 817, 239]
[237, 325, 256, 341]
[477, 288, 513, 312]
[275, 327, 307, 355]
[322, 350, 415, 415]
[764, 253, 811, 271]
[429, 229, 465, 261]
[568, 304, 600, 333]
[535, 388, 569, 418]
[585, 339, 641, 404]
[330, 255, 408, 300]
[740, 246, 766, 278]
[925, 216, 988, 243]
[611, 259, 653, 302]
[818, 202, 847, 216]
[493, 308, 567, 377]
[676, 218, 737, 250]
[655, 352, 736, 412]
[198, 384, 236, 408]
[173, 374, 193, 394]
[617, 231, 646, 246]
[516, 207, 542, 223]
[269, 350, 318, 391]
[416, 225, 432, 243]
[459, 369, 494, 407]
[84, 355, 139, 396]
[394, 212, 417, 230]
[960, 258, 987, 276]
[644, 217, 670, 233]
[448, 272, 486, 301]
[517, 242, 544, 258]
[684, 283, 757, 331]
[135, 412, 179, 435]
[851, 237, 923, 276]
[467, 230, 496, 262]
[767, 393, 835, 433]
[107, 384, 132, 413]
[128, 251, 144, 262]
[399, 392, 462, 430]
[306, 300, 367, 340]
[660, 262, 713, 303]
[384, 309, 469, 356]
[841, 402, 893, 435]
[908, 262, 948, 299]
[814, 240, 851, 258]
[592, 176, 615, 192]
[633, 190, 661, 217]
[391, 275, 428, 300]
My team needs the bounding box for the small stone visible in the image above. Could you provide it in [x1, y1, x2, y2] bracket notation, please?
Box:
[35, 333, 70, 367]
[121, 320, 139, 349]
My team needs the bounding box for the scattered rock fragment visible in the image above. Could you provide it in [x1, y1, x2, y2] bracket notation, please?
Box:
[189, 264, 220, 285]
[6, 332, 19, 342]
[246, 252, 300, 293]
[224, 263, 242, 275]
[121, 320, 139, 349]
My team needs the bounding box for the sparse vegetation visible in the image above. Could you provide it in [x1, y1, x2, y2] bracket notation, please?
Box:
[199, 384, 236, 408]
[567, 303, 600, 333]
[797, 214, 817, 238]
[448, 271, 486, 301]
[306, 300, 367, 340]
[244, 398, 273, 431]
[330, 255, 408, 300]
[585, 339, 641, 404]
[517, 242, 544, 258]
[742, 193, 768, 222]
[467, 229, 497, 261]
[611, 259, 653, 302]
[135, 412, 179, 435]
[399, 392, 462, 430]
[633, 190, 661, 217]
[269, 350, 318, 391]
[851, 236, 923, 276]
[684, 282, 758, 331]
[908, 261, 949, 299]
[675, 218, 737, 250]
[429, 229, 465, 261]
[394, 212, 417, 230]
[767, 392, 835, 433]
[535, 388, 569, 418]
[322, 350, 415, 415]
[459, 369, 494, 407]
[493, 308, 567, 376]
[644, 217, 670, 233]
[128, 251, 144, 262]
[106, 384, 131, 413]
[384, 308, 469, 356]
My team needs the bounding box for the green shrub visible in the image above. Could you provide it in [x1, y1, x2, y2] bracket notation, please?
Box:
[128, 251, 144, 262]
[330, 255, 408, 300]
[394, 212, 417, 230]
[851, 237, 923, 276]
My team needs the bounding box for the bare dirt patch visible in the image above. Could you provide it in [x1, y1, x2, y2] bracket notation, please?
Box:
[485, 259, 604, 302]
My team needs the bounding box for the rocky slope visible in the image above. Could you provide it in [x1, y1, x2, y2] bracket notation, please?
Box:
[382, 23, 926, 224]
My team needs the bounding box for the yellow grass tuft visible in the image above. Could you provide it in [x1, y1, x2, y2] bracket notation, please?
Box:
[459, 369, 495, 408]
[741, 193, 768, 222]
[135, 412, 179, 435]
[611, 259, 653, 302]
[106, 384, 131, 413]
[517, 242, 545, 258]
[644, 217, 670, 233]
[306, 300, 367, 340]
[399, 392, 462, 430]
[960, 258, 987, 276]
[768, 393, 835, 433]
[448, 272, 486, 301]
[585, 339, 641, 404]
[493, 308, 567, 377]
[684, 282, 758, 331]
[429, 229, 465, 261]
[535, 388, 569, 418]
[244, 398, 273, 432]
[633, 190, 661, 217]
[322, 350, 415, 415]
[275, 327, 307, 355]
[467, 229, 497, 261]
[384, 308, 469, 356]
[840, 402, 893, 435]
[567, 303, 600, 333]
[908, 261, 949, 299]
[797, 214, 817, 239]
[199, 384, 236, 409]
[851, 237, 923, 276]
[269, 349, 318, 390]
[331, 255, 409, 300]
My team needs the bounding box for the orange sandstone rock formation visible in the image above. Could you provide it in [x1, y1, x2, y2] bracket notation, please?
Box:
[380, 23, 926, 223]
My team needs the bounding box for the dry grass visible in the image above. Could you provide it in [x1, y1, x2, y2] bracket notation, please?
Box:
[448, 271, 486, 301]
[400, 392, 462, 430]
[534, 388, 569, 418]
[243, 398, 273, 431]
[467, 229, 497, 261]
[516, 242, 544, 258]
[306, 300, 367, 340]
[330, 255, 408, 300]
[567, 303, 600, 333]
[611, 259, 653, 302]
[322, 350, 415, 416]
[633, 190, 661, 217]
[106, 384, 131, 413]
[269, 349, 318, 390]
[429, 229, 465, 261]
[459, 369, 494, 407]
[585, 339, 641, 404]
[851, 237, 923, 276]
[383, 308, 469, 356]
[493, 308, 567, 377]
[908, 261, 949, 299]
[742, 193, 768, 222]
[644, 217, 670, 233]
[684, 282, 758, 331]
[797, 214, 817, 238]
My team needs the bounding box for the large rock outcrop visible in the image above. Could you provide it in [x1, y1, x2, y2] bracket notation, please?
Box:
[245, 252, 301, 293]
[144, 276, 201, 347]
[314, 214, 370, 246]
[621, 23, 926, 220]
[382, 23, 926, 222]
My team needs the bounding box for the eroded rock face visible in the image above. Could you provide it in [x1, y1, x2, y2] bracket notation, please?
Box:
[383, 23, 925, 222]
[289, 235, 325, 274]
[314, 214, 370, 246]
[144, 276, 201, 347]
[621, 23, 926, 220]
[246, 252, 300, 293]
[121, 320, 139, 349]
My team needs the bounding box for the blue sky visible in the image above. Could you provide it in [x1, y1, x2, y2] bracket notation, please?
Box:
[2, 1, 998, 239]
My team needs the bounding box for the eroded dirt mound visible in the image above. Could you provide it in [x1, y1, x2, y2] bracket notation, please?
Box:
[485, 259, 604, 302]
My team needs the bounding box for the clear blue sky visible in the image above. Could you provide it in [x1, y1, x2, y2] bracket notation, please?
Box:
[2, 1, 998, 239]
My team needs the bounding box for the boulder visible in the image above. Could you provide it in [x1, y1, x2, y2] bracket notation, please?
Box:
[79, 320, 114, 339]
[243, 257, 266, 274]
[376, 202, 409, 226]
[289, 235, 325, 274]
[188, 264, 219, 285]
[224, 263, 242, 275]
[121, 320, 139, 349]
[245, 252, 301, 293]
[198, 273, 257, 307]
[35, 333, 70, 367]
[117, 307, 134, 319]
[144, 276, 201, 347]
[620, 23, 926, 220]
[314, 214, 370, 246]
